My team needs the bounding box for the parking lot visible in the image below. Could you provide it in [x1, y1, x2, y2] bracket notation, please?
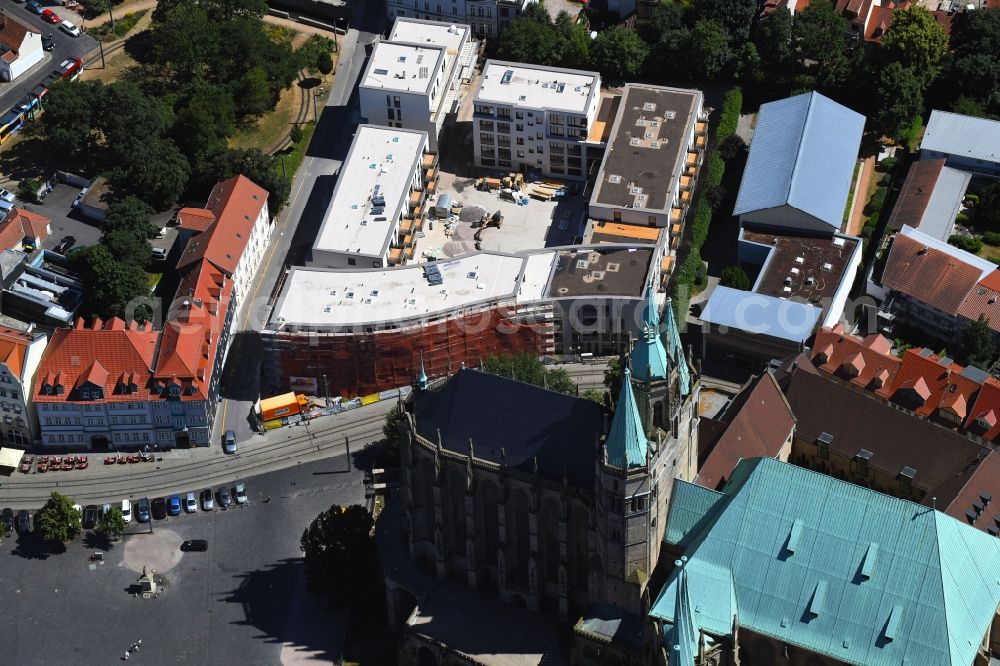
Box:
[1, 460, 364, 665]
[419, 169, 589, 261]
[22, 183, 102, 253]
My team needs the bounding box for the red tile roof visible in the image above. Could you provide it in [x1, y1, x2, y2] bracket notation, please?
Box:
[696, 372, 795, 491]
[944, 450, 1000, 535]
[886, 348, 982, 419]
[886, 159, 945, 233]
[810, 324, 900, 396]
[0, 326, 38, 379]
[964, 379, 1000, 442]
[881, 232, 984, 316]
[957, 276, 1000, 334]
[0, 13, 39, 59]
[35, 317, 159, 403]
[0, 207, 49, 251]
[176, 207, 216, 233]
[176, 175, 268, 276]
[153, 259, 233, 401]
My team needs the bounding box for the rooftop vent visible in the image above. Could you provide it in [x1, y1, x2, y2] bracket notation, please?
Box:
[833, 237, 846, 247]
[900, 466, 916, 479]
[374, 68, 389, 75]
[795, 256, 805, 264]
[822, 262, 833, 271]
[860, 542, 878, 580]
[501, 70, 514, 84]
[643, 102, 656, 112]
[576, 259, 589, 270]
[630, 138, 640, 147]
[856, 448, 873, 461]
[665, 110, 676, 119]
[608, 175, 622, 184]
[786, 519, 804, 554]
[807, 580, 827, 617]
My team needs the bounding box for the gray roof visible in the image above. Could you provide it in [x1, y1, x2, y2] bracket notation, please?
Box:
[919, 166, 971, 242]
[700, 286, 821, 344]
[733, 91, 866, 230]
[921, 110, 1000, 165]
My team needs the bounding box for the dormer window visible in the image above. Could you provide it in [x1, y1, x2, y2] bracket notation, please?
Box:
[42, 384, 53, 395]
[81, 389, 90, 399]
[168, 386, 181, 398]
[93, 389, 103, 399]
[55, 385, 64, 395]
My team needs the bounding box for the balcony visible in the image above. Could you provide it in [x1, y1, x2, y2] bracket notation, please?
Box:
[671, 223, 682, 238]
[686, 150, 701, 168]
[679, 190, 692, 205]
[400, 218, 414, 236]
[425, 180, 437, 196]
[424, 168, 436, 183]
[694, 134, 707, 150]
[421, 153, 438, 169]
[696, 120, 708, 136]
[679, 174, 693, 191]
[671, 207, 684, 224]
[409, 190, 423, 208]
[403, 233, 414, 247]
[389, 248, 404, 266]
[413, 205, 423, 219]
[405, 245, 415, 259]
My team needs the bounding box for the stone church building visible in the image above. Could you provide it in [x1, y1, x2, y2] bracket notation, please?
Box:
[384, 290, 701, 664]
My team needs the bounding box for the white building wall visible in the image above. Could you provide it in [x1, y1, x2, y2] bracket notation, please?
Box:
[823, 235, 864, 328]
[6, 32, 43, 82]
[360, 87, 439, 150]
[231, 201, 272, 303]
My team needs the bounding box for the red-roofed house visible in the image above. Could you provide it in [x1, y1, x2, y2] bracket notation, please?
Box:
[0, 13, 42, 82]
[176, 175, 271, 305]
[0, 324, 46, 446]
[811, 324, 900, 396]
[0, 207, 50, 252]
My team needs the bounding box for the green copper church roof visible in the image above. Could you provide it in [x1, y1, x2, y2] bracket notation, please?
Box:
[651, 457, 1000, 666]
[667, 559, 699, 665]
[664, 298, 690, 396]
[631, 284, 669, 383]
[605, 367, 648, 469]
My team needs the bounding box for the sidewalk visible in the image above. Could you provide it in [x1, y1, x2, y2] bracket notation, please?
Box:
[0, 399, 397, 509]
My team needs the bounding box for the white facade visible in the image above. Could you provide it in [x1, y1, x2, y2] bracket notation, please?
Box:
[37, 399, 212, 449]
[359, 19, 470, 152]
[309, 125, 428, 269]
[386, 0, 532, 38]
[0, 27, 42, 83]
[472, 60, 601, 180]
[0, 330, 46, 446]
[231, 199, 271, 304]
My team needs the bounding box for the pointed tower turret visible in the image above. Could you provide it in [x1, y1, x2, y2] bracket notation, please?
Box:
[418, 351, 428, 391]
[605, 367, 649, 469]
[663, 298, 690, 397]
[631, 282, 669, 383]
[667, 557, 698, 665]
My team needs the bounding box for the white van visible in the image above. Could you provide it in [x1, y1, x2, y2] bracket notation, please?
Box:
[121, 499, 132, 523]
[59, 20, 80, 37]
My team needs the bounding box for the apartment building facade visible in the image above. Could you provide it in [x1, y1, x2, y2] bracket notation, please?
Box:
[0, 325, 46, 446]
[472, 60, 601, 180]
[359, 19, 471, 152]
[385, 0, 532, 38]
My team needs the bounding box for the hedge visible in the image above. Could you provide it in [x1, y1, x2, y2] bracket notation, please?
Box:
[984, 231, 1000, 246]
[949, 234, 983, 254]
[673, 87, 742, 326]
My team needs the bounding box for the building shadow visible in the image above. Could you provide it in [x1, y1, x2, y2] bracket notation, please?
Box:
[220, 331, 263, 401]
[220, 557, 347, 662]
[278, 173, 338, 269]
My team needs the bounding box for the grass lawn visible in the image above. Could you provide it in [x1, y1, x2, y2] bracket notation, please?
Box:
[843, 160, 862, 224]
[229, 82, 303, 153]
[89, 9, 148, 42]
[978, 244, 1000, 263]
[146, 272, 163, 291]
[275, 121, 316, 179]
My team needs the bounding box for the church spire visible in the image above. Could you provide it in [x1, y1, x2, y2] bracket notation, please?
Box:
[418, 351, 428, 391]
[663, 298, 690, 396]
[605, 367, 649, 469]
[631, 282, 669, 382]
[668, 557, 698, 665]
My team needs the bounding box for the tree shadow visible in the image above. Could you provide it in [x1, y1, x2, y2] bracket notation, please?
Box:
[220, 557, 347, 662]
[123, 29, 156, 64]
[9, 531, 64, 560]
[298, 77, 322, 91]
[83, 531, 114, 551]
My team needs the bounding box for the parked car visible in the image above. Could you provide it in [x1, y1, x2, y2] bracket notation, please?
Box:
[25, 1, 44, 14]
[59, 20, 79, 37]
[121, 499, 132, 523]
[151, 247, 167, 261]
[234, 482, 248, 506]
[16, 509, 30, 534]
[54, 236, 75, 254]
[99, 503, 111, 519]
[200, 489, 214, 511]
[0, 188, 15, 204]
[2, 508, 14, 533]
[217, 487, 232, 509]
[72, 504, 82, 524]
[41, 9, 60, 24]
[180, 539, 208, 552]
[82, 505, 98, 529]
[223, 430, 237, 454]
[151, 497, 167, 520]
[136, 498, 151, 523]
[167, 495, 182, 516]
[184, 492, 197, 513]
[41, 33, 54, 51]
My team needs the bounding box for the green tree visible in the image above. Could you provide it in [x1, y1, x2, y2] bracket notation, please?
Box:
[873, 62, 924, 137]
[112, 139, 191, 210]
[951, 95, 994, 119]
[695, 0, 756, 46]
[951, 8, 1000, 115]
[957, 315, 997, 369]
[581, 388, 605, 404]
[290, 123, 304, 144]
[879, 6, 949, 89]
[755, 7, 794, 74]
[604, 356, 622, 398]
[17, 178, 42, 205]
[720, 266, 751, 290]
[99, 82, 169, 163]
[42, 80, 102, 155]
[481, 352, 577, 395]
[37, 492, 82, 543]
[300, 504, 375, 605]
[171, 81, 236, 164]
[102, 197, 155, 265]
[793, 0, 854, 89]
[497, 15, 565, 66]
[200, 147, 290, 212]
[236, 66, 274, 118]
[73, 245, 153, 321]
[591, 27, 650, 83]
[977, 181, 1000, 232]
[316, 50, 334, 76]
[689, 19, 731, 82]
[97, 507, 126, 540]
[554, 11, 591, 70]
[382, 403, 403, 450]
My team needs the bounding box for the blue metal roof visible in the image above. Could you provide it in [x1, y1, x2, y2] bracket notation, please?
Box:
[733, 91, 866, 229]
[605, 367, 648, 469]
[699, 286, 821, 344]
[651, 458, 1000, 666]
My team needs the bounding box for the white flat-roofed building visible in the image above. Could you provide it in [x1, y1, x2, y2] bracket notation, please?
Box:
[385, 0, 533, 39]
[309, 125, 430, 270]
[472, 60, 602, 180]
[359, 19, 472, 152]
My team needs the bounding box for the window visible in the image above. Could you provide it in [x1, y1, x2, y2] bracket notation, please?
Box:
[516, 123, 523, 132]
[479, 120, 494, 132]
[515, 111, 523, 120]
[851, 456, 869, 476]
[348, 257, 356, 266]
[479, 132, 494, 144]
[498, 108, 511, 119]
[614, 211, 622, 222]
[497, 122, 511, 134]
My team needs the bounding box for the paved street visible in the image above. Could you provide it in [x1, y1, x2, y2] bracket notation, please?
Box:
[217, 0, 385, 445]
[0, 398, 395, 509]
[0, 458, 365, 666]
[0, 0, 96, 115]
